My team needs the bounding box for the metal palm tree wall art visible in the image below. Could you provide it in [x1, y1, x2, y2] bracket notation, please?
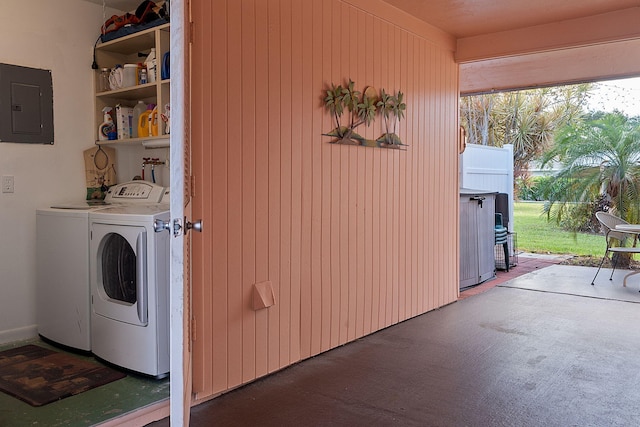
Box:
[323, 79, 407, 149]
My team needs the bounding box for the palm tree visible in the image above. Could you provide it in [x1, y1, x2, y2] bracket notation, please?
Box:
[460, 84, 591, 186]
[323, 79, 376, 144]
[376, 89, 406, 146]
[539, 111, 640, 264]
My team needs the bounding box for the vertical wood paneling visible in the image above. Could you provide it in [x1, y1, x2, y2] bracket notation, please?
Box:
[254, 0, 270, 379]
[206, 0, 230, 396]
[289, 0, 303, 365]
[310, 0, 323, 358]
[371, 21, 381, 330]
[427, 44, 437, 311]
[356, 9, 364, 339]
[400, 30, 410, 320]
[241, 0, 257, 384]
[192, 0, 461, 399]
[278, 0, 293, 369]
[299, 0, 313, 360]
[226, 0, 244, 387]
[391, 25, 399, 323]
[412, 37, 421, 315]
[329, 0, 343, 349]
[414, 39, 422, 313]
[378, 20, 389, 330]
[267, 0, 282, 374]
[320, 0, 333, 353]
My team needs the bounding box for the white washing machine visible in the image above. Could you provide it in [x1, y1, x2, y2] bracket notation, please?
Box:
[89, 183, 170, 378]
[36, 200, 112, 352]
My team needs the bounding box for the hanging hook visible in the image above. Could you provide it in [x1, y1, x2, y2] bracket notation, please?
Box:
[94, 143, 109, 170]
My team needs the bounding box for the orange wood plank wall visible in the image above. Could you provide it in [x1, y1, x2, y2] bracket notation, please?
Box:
[191, 0, 460, 400]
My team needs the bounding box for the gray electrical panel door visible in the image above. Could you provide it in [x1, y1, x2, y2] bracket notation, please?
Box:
[0, 63, 54, 144]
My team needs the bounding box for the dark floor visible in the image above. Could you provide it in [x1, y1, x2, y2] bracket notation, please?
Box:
[151, 254, 640, 426]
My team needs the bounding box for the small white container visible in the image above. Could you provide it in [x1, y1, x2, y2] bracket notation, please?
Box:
[122, 64, 138, 87]
[145, 48, 157, 83]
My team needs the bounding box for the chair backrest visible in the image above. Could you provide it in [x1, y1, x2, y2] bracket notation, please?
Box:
[595, 211, 630, 243]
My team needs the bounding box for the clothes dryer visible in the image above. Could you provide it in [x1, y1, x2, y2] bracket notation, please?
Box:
[89, 183, 170, 377]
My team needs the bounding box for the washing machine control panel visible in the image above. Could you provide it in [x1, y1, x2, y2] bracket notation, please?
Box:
[104, 181, 166, 203]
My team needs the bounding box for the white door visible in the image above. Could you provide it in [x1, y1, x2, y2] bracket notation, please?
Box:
[169, 0, 192, 425]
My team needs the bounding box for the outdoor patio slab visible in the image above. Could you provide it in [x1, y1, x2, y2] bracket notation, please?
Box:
[151, 264, 640, 426]
[499, 264, 640, 303]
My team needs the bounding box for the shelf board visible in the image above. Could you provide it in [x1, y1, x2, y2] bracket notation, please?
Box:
[96, 83, 157, 101]
[96, 23, 170, 55]
[97, 135, 169, 147]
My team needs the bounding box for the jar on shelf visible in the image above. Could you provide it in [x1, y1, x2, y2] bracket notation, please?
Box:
[99, 68, 110, 92]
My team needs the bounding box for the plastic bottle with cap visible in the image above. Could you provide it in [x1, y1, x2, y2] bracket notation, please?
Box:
[132, 101, 147, 138]
[122, 64, 138, 87]
[98, 107, 116, 141]
[138, 104, 156, 138]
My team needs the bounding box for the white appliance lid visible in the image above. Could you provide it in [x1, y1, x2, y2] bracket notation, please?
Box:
[49, 200, 111, 209]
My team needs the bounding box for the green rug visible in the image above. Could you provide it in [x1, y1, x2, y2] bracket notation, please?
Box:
[0, 344, 126, 407]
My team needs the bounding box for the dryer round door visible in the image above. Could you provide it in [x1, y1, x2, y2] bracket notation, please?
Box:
[91, 222, 149, 326]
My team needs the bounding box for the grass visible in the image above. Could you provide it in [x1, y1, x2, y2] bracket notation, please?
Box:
[513, 201, 603, 257]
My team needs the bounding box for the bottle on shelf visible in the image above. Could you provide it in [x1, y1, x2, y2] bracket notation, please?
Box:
[150, 105, 159, 136]
[140, 67, 148, 85]
[132, 101, 147, 138]
[138, 104, 156, 138]
[122, 64, 138, 87]
[98, 107, 116, 141]
[99, 68, 110, 92]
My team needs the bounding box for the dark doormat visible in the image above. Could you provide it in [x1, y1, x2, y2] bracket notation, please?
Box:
[0, 344, 126, 407]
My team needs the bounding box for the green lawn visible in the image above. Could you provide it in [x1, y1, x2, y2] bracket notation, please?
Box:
[513, 202, 603, 257]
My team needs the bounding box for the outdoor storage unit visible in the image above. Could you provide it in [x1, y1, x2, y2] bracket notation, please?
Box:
[460, 189, 497, 289]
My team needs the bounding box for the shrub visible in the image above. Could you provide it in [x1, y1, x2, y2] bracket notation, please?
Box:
[558, 201, 599, 233]
[516, 175, 563, 201]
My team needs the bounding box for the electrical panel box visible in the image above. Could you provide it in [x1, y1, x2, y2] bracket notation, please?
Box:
[0, 63, 54, 144]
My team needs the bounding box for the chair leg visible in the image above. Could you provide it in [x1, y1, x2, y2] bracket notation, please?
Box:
[591, 250, 609, 285]
[502, 242, 509, 272]
[609, 253, 619, 281]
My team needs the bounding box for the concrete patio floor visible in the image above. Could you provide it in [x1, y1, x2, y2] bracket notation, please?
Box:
[150, 256, 640, 426]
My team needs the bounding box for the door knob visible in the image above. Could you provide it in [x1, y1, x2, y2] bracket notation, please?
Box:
[153, 219, 171, 233]
[185, 219, 203, 234]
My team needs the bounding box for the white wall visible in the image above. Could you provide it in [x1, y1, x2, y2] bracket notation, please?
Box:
[0, 0, 169, 344]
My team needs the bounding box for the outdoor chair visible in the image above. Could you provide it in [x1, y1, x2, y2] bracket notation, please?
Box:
[591, 211, 640, 287]
[495, 213, 509, 272]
